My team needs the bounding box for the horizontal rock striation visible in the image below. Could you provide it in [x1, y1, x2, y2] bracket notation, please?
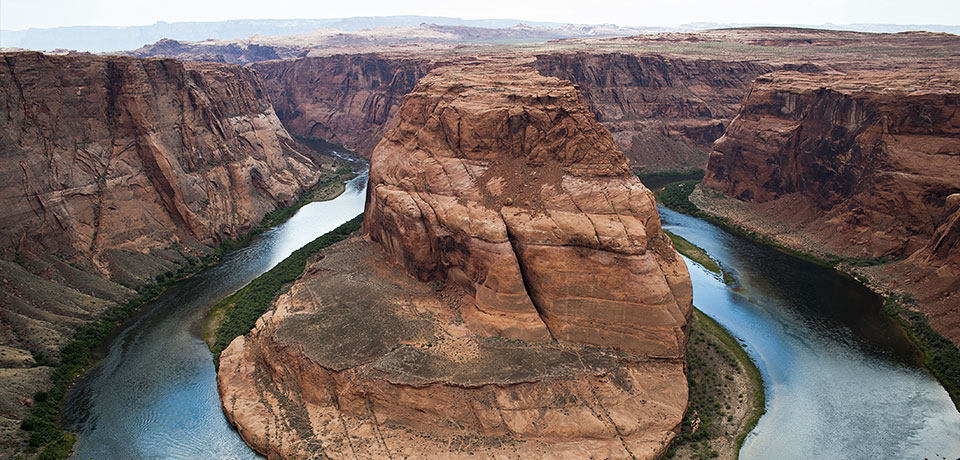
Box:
[701, 70, 960, 341]
[532, 52, 774, 172]
[251, 54, 434, 155]
[0, 51, 329, 453]
[365, 62, 692, 357]
[219, 62, 692, 459]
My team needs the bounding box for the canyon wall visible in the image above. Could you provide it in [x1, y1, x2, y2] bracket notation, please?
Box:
[699, 70, 960, 341]
[0, 51, 329, 453]
[251, 54, 434, 155]
[249, 52, 774, 173]
[532, 52, 774, 172]
[219, 61, 692, 459]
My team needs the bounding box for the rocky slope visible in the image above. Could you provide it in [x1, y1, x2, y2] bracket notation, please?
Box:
[699, 70, 960, 341]
[251, 54, 434, 155]
[532, 52, 774, 172]
[219, 61, 692, 459]
[0, 51, 330, 453]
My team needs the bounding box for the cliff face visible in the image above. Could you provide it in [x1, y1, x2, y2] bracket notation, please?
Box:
[703, 71, 960, 260]
[0, 51, 328, 451]
[365, 62, 692, 355]
[1, 52, 323, 280]
[700, 70, 960, 341]
[219, 62, 692, 459]
[251, 54, 434, 155]
[533, 52, 774, 172]
[250, 52, 774, 174]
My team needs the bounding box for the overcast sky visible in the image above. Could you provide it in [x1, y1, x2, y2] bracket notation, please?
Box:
[2, 0, 958, 30]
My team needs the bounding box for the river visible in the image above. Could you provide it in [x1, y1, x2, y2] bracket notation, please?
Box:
[61, 171, 960, 459]
[660, 205, 960, 459]
[62, 172, 368, 459]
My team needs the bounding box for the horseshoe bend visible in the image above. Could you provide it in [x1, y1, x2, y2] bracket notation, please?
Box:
[216, 61, 694, 459]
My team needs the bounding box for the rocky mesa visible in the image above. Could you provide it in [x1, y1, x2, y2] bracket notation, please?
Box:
[699, 70, 960, 342]
[218, 61, 692, 459]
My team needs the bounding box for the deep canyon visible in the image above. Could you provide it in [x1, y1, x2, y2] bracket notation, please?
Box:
[0, 23, 958, 460]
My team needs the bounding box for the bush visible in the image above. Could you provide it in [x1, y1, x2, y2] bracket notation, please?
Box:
[211, 215, 364, 358]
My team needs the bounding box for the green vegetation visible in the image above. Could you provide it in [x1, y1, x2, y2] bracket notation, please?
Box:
[19, 252, 220, 459]
[665, 309, 765, 459]
[883, 295, 960, 410]
[657, 180, 704, 216]
[209, 214, 364, 359]
[664, 230, 721, 274]
[657, 179, 960, 412]
[636, 169, 705, 191]
[664, 229, 736, 286]
[248, 167, 356, 235]
[18, 165, 358, 459]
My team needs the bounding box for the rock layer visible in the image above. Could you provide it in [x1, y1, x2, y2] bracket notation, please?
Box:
[532, 52, 774, 172]
[701, 70, 960, 341]
[1, 52, 325, 277]
[365, 62, 692, 357]
[219, 62, 692, 459]
[0, 51, 330, 454]
[251, 55, 433, 155]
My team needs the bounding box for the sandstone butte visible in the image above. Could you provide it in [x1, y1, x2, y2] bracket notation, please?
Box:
[0, 51, 331, 451]
[700, 70, 960, 343]
[218, 61, 693, 459]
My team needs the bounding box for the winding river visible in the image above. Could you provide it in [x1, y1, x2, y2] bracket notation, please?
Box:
[63, 172, 368, 459]
[660, 206, 960, 459]
[61, 172, 960, 459]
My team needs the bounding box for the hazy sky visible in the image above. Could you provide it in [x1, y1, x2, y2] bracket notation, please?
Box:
[2, 0, 958, 30]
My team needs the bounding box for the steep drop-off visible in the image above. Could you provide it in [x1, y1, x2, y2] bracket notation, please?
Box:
[0, 51, 329, 453]
[532, 52, 774, 172]
[219, 62, 692, 459]
[699, 70, 960, 342]
[251, 54, 434, 155]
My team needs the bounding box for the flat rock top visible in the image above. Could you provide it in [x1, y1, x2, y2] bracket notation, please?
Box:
[752, 70, 960, 95]
[274, 237, 629, 387]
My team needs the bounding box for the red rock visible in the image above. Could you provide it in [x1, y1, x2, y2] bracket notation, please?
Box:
[218, 62, 692, 459]
[702, 70, 960, 341]
[251, 54, 433, 155]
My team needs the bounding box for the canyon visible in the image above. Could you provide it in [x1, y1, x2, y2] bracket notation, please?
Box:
[0, 51, 336, 455]
[698, 69, 960, 344]
[217, 61, 692, 459]
[0, 22, 958, 460]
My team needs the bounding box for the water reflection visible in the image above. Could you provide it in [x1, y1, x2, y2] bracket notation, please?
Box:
[64, 171, 368, 459]
[660, 206, 960, 459]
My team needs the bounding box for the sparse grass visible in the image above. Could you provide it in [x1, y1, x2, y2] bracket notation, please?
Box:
[19, 165, 356, 459]
[883, 295, 960, 410]
[208, 215, 364, 360]
[665, 309, 765, 459]
[664, 230, 721, 275]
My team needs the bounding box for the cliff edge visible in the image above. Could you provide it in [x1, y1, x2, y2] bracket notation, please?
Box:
[218, 61, 692, 459]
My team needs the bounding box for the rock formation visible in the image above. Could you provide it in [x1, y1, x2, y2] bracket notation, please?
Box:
[1, 51, 325, 283]
[532, 52, 773, 172]
[218, 61, 692, 459]
[251, 54, 434, 155]
[0, 51, 331, 453]
[700, 70, 960, 341]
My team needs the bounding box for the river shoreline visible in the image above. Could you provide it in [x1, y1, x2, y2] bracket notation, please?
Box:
[659, 180, 960, 411]
[660, 224, 764, 459]
[199, 171, 355, 349]
[18, 154, 360, 460]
